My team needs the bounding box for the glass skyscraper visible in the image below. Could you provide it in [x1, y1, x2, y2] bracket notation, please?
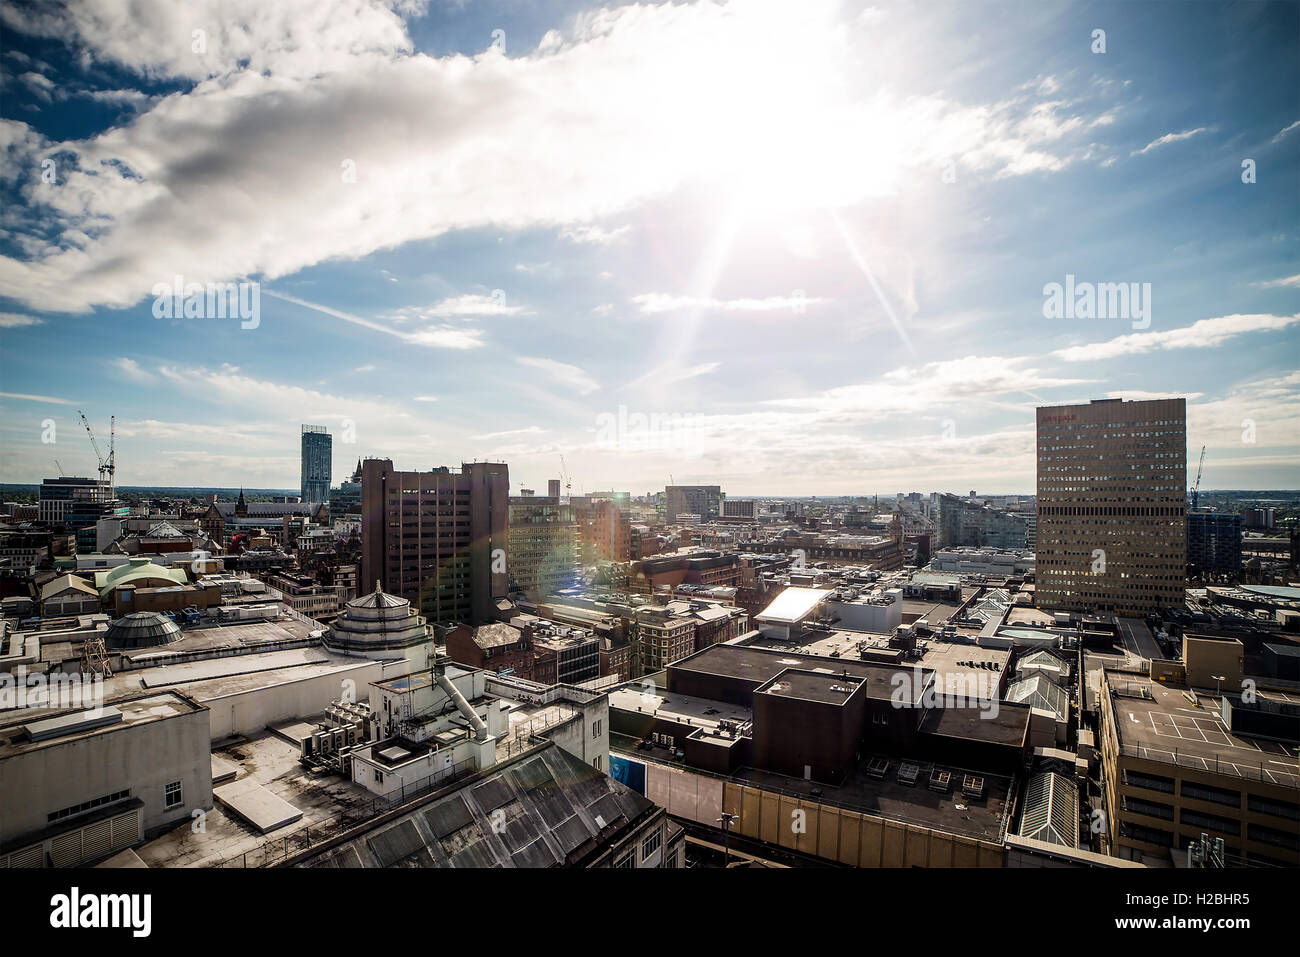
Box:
[300, 424, 332, 503]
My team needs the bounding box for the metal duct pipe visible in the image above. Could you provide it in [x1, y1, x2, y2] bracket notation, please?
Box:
[435, 669, 489, 742]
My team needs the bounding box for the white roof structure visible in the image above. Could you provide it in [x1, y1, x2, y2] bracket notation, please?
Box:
[1019, 771, 1079, 848]
[756, 587, 833, 625]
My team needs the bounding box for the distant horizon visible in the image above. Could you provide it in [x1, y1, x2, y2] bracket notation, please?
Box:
[2, 482, 1297, 501]
[2, 1, 1297, 492]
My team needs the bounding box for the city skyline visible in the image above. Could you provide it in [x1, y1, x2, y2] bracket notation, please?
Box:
[2, 0, 1298, 494]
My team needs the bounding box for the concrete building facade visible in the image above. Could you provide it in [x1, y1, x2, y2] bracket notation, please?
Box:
[360, 459, 509, 625]
[1036, 397, 1187, 616]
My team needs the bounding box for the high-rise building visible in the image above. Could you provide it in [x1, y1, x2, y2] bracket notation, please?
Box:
[936, 493, 1028, 549]
[507, 496, 578, 602]
[548, 478, 562, 499]
[360, 458, 509, 625]
[665, 485, 722, 522]
[1036, 397, 1186, 616]
[301, 424, 332, 503]
[1187, 510, 1243, 579]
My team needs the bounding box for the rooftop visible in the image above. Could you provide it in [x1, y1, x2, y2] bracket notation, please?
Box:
[757, 669, 864, 706]
[296, 742, 655, 868]
[0, 691, 205, 760]
[1105, 671, 1299, 788]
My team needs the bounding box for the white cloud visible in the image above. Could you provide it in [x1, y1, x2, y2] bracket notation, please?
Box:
[632, 293, 822, 314]
[1053, 314, 1300, 362]
[1132, 127, 1207, 156]
[1254, 274, 1300, 289]
[0, 311, 41, 327]
[515, 357, 599, 395]
[113, 356, 154, 383]
[387, 295, 527, 319]
[560, 224, 630, 244]
[1271, 119, 1300, 144]
[471, 425, 546, 440]
[0, 391, 75, 404]
[266, 291, 485, 349]
[0, 0, 1120, 314]
[624, 361, 721, 392]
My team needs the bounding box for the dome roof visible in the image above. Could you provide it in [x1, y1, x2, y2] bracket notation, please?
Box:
[348, 582, 410, 610]
[325, 581, 430, 657]
[104, 611, 182, 649]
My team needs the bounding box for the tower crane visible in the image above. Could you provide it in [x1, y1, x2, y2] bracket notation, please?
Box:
[558, 454, 572, 502]
[77, 410, 116, 499]
[1191, 445, 1206, 509]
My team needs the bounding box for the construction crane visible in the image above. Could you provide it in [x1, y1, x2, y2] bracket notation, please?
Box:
[1191, 445, 1206, 509]
[77, 410, 116, 499]
[558, 454, 572, 502]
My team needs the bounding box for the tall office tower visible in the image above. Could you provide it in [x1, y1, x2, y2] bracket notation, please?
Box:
[548, 478, 562, 499]
[300, 425, 332, 503]
[507, 496, 579, 602]
[360, 459, 509, 625]
[1036, 397, 1186, 616]
[664, 485, 723, 522]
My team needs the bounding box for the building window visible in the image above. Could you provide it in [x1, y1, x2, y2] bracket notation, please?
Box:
[164, 781, 183, 809]
[641, 828, 662, 859]
[1180, 809, 1240, 837]
[47, 789, 131, 824]
[593, 755, 602, 771]
[1123, 770, 1175, 794]
[614, 851, 635, 869]
[374, 770, 384, 784]
[1181, 781, 1240, 808]
[1247, 824, 1299, 851]
[1248, 795, 1299, 821]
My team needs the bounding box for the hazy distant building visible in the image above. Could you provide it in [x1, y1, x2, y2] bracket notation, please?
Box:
[507, 496, 579, 603]
[665, 485, 722, 522]
[1187, 510, 1243, 579]
[936, 494, 1028, 549]
[300, 425, 332, 503]
[548, 479, 562, 499]
[1036, 397, 1186, 616]
[573, 497, 632, 565]
[721, 498, 757, 521]
[360, 459, 509, 625]
[330, 459, 363, 516]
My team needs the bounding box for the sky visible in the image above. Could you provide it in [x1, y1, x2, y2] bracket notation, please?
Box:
[0, 0, 1297, 497]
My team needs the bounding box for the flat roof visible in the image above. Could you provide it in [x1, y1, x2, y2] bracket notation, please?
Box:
[608, 686, 752, 731]
[671, 643, 923, 702]
[757, 669, 864, 706]
[919, 702, 1030, 748]
[0, 691, 205, 759]
[1105, 671, 1299, 788]
[730, 758, 1012, 842]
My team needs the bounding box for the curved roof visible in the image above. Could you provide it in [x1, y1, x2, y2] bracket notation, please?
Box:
[104, 611, 182, 649]
[94, 558, 189, 600]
